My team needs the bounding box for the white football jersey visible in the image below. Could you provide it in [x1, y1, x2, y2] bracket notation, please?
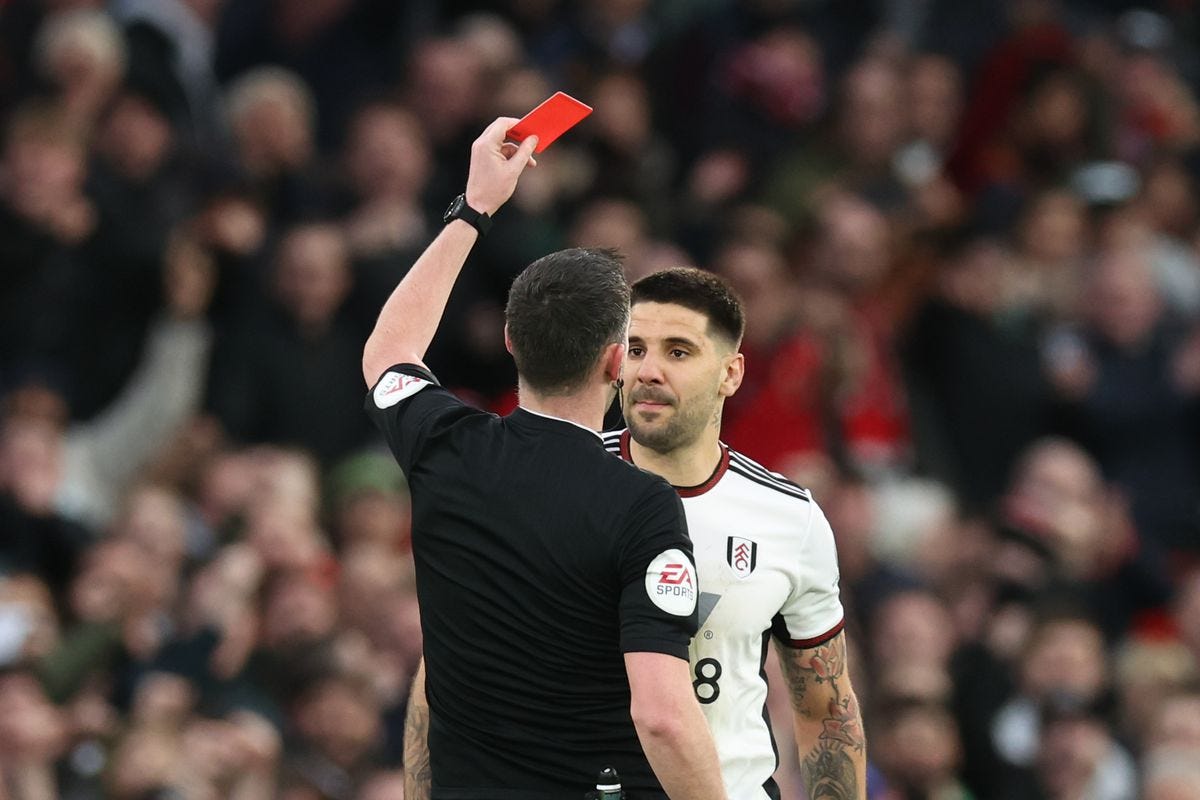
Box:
[604, 431, 845, 799]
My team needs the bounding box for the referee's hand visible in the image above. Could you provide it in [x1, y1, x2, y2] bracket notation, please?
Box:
[465, 117, 538, 216]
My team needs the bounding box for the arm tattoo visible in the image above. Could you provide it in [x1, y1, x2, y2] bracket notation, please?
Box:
[804, 746, 860, 800]
[778, 633, 865, 800]
[403, 684, 432, 800]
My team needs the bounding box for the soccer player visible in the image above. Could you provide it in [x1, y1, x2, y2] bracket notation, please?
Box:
[603, 267, 867, 799]
[363, 121, 726, 799]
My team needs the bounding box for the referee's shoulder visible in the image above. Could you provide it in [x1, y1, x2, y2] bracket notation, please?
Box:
[592, 429, 674, 495]
[597, 429, 651, 481]
[600, 428, 623, 456]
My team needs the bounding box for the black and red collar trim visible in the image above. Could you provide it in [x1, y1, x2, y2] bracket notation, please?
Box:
[619, 430, 730, 498]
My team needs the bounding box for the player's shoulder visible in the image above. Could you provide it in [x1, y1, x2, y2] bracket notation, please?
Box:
[723, 446, 812, 504]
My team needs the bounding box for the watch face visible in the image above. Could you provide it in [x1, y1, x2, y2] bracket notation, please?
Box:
[443, 195, 465, 223]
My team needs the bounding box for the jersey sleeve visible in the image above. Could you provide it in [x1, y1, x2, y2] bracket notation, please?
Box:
[617, 481, 698, 659]
[771, 500, 846, 649]
[364, 363, 470, 474]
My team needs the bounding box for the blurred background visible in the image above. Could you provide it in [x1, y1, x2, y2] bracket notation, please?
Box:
[1, 0, 1200, 797]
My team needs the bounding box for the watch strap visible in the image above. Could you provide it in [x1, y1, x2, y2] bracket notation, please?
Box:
[445, 194, 492, 236]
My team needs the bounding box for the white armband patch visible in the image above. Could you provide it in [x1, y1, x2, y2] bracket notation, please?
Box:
[373, 370, 432, 409]
[645, 549, 698, 616]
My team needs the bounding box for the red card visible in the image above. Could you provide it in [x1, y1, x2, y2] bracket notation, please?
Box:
[507, 92, 593, 153]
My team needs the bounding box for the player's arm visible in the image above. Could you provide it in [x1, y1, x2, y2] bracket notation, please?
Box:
[774, 630, 866, 800]
[625, 651, 728, 800]
[403, 659, 432, 800]
[361, 119, 537, 385]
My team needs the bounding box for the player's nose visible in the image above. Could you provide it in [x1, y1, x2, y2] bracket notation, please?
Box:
[632, 355, 666, 383]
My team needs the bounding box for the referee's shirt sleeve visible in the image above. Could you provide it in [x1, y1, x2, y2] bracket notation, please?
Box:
[364, 363, 464, 473]
[617, 482, 699, 659]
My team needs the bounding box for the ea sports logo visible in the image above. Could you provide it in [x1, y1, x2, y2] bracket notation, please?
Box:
[373, 370, 432, 409]
[645, 549, 697, 616]
[659, 563, 693, 586]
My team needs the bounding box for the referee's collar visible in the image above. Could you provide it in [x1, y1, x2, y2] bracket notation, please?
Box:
[513, 406, 604, 441]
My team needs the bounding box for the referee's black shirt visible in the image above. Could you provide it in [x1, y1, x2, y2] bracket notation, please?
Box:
[366, 364, 699, 800]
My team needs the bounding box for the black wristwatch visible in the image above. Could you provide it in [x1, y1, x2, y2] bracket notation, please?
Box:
[443, 194, 492, 236]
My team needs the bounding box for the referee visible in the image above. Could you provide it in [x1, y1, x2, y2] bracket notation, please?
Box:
[362, 118, 726, 799]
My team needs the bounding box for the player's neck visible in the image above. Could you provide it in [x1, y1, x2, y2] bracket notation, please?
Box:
[518, 383, 609, 432]
[630, 433, 723, 488]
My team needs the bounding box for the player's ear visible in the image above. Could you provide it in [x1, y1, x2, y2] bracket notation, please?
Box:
[504, 323, 514, 355]
[719, 352, 744, 398]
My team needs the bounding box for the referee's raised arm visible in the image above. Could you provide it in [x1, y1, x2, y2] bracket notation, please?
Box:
[361, 118, 537, 386]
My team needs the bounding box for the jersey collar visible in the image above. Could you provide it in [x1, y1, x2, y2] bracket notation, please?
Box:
[619, 430, 731, 497]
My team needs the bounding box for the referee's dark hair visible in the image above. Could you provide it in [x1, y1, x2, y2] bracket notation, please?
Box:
[505, 247, 630, 395]
[632, 267, 746, 348]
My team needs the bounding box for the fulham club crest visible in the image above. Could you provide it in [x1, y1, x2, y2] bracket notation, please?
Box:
[726, 536, 758, 579]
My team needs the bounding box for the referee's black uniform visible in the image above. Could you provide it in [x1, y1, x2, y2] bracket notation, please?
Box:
[366, 363, 698, 800]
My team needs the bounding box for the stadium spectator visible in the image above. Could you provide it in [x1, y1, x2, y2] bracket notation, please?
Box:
[206, 222, 370, 464]
[32, 8, 126, 135]
[225, 66, 330, 229]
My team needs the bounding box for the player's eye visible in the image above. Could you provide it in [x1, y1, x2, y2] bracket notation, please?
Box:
[669, 349, 688, 358]
[628, 346, 645, 357]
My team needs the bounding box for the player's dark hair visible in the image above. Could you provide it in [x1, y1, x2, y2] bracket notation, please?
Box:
[631, 267, 745, 347]
[505, 248, 630, 395]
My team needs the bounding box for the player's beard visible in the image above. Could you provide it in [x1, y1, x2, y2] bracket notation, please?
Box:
[626, 390, 713, 454]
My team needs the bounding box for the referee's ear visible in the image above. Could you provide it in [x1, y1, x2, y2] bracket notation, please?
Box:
[602, 341, 626, 385]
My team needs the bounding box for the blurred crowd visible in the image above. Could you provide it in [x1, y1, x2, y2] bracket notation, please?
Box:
[2, 0, 1200, 798]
